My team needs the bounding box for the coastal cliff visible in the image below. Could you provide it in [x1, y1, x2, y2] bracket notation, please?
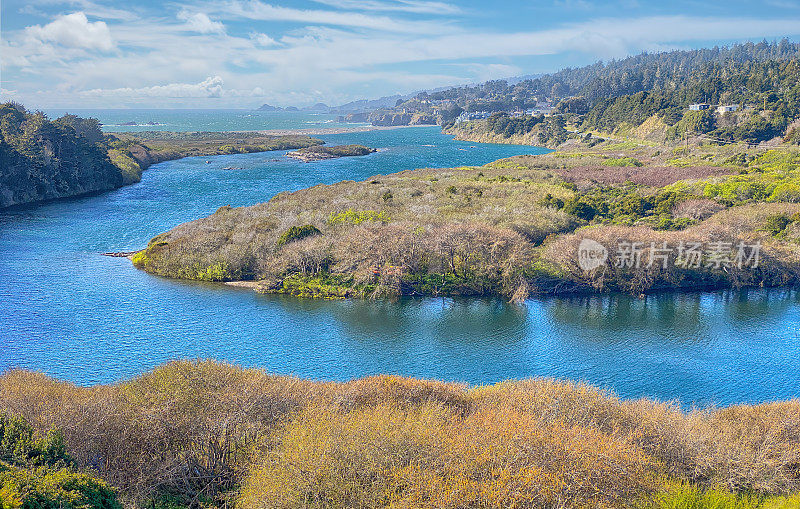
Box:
[368, 111, 437, 126]
[444, 120, 544, 146]
[0, 104, 126, 209]
[0, 103, 323, 209]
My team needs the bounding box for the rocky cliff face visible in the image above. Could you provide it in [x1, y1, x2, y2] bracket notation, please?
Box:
[337, 112, 370, 123]
[367, 111, 438, 126]
[0, 143, 124, 209]
[443, 120, 561, 148]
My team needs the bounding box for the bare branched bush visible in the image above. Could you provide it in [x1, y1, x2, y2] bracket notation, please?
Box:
[2, 364, 799, 508]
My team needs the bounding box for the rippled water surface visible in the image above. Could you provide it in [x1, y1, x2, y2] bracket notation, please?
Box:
[2, 113, 799, 407]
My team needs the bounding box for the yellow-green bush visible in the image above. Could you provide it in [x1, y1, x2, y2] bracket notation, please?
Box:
[0, 466, 120, 509]
[327, 209, 391, 226]
[239, 404, 658, 509]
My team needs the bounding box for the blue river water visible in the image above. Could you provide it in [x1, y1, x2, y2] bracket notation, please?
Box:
[1, 112, 799, 408]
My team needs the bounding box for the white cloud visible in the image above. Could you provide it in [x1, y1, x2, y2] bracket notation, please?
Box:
[6, 6, 800, 109]
[24, 12, 114, 51]
[311, 0, 462, 15]
[178, 10, 226, 34]
[456, 63, 523, 82]
[82, 75, 225, 98]
[250, 32, 278, 46]
[218, 0, 455, 34]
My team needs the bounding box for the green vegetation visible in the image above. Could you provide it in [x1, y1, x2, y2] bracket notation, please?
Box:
[0, 414, 120, 509]
[327, 209, 390, 225]
[602, 156, 644, 167]
[0, 103, 125, 208]
[476, 113, 568, 147]
[1, 361, 799, 508]
[286, 144, 375, 161]
[378, 40, 800, 127]
[583, 58, 800, 145]
[276, 224, 321, 247]
[485, 112, 544, 137]
[639, 484, 800, 509]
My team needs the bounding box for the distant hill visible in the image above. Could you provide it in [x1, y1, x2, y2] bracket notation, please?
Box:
[304, 103, 330, 112]
[330, 94, 414, 113]
[374, 39, 800, 129]
[256, 104, 282, 111]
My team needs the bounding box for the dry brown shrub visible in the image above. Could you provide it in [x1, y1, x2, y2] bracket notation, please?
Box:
[334, 375, 470, 414]
[543, 206, 800, 294]
[557, 165, 734, 188]
[4, 364, 800, 507]
[0, 361, 319, 506]
[685, 401, 800, 492]
[672, 199, 726, 220]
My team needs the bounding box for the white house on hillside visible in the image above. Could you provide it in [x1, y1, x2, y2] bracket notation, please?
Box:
[717, 105, 739, 114]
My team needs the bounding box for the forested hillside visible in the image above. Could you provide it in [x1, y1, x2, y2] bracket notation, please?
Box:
[0, 103, 128, 208]
[581, 58, 800, 144]
[381, 40, 800, 130]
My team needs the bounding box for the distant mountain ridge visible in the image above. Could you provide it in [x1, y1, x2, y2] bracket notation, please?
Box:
[255, 93, 415, 114]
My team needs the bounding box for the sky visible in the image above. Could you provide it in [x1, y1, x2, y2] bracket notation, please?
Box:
[4, 0, 800, 109]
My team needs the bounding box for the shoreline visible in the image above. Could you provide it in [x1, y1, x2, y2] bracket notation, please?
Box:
[258, 124, 429, 136]
[104, 124, 430, 136]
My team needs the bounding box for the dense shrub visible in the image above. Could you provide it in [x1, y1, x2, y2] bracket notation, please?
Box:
[327, 209, 390, 225]
[0, 415, 119, 509]
[275, 224, 321, 247]
[602, 156, 644, 167]
[2, 363, 800, 508]
[760, 214, 794, 236]
[0, 466, 120, 509]
[0, 415, 71, 469]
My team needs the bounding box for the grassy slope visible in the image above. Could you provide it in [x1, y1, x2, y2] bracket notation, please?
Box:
[132, 136, 800, 299]
[1, 360, 798, 508]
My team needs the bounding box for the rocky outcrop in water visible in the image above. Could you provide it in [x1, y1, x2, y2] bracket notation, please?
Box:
[286, 144, 376, 162]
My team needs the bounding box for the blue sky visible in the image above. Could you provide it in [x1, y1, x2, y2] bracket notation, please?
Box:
[4, 0, 800, 109]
